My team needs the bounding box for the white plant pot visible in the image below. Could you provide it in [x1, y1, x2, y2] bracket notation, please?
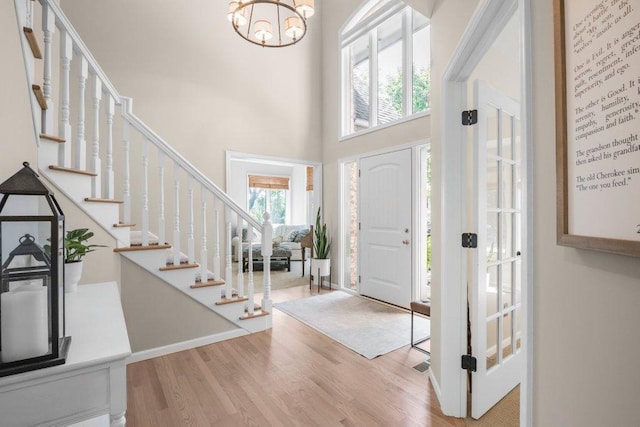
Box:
[311, 258, 331, 284]
[65, 261, 83, 293]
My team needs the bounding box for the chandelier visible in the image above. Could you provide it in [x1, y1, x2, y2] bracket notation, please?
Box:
[228, 0, 315, 48]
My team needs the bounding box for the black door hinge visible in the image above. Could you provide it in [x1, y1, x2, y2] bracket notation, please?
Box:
[461, 354, 477, 372]
[462, 110, 478, 126]
[461, 233, 478, 248]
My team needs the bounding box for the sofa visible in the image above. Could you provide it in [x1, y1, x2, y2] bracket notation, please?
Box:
[232, 224, 313, 264]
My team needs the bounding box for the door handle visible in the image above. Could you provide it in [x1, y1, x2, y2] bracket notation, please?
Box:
[402, 240, 410, 245]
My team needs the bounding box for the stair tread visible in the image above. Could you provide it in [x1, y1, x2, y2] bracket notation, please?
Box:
[84, 197, 124, 204]
[49, 165, 97, 177]
[215, 296, 249, 306]
[113, 223, 136, 228]
[114, 244, 172, 253]
[159, 263, 199, 272]
[23, 27, 42, 59]
[190, 280, 226, 289]
[40, 133, 65, 143]
[239, 310, 270, 320]
[32, 85, 46, 110]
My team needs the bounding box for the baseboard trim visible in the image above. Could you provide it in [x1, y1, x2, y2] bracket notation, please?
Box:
[429, 368, 444, 406]
[126, 329, 248, 364]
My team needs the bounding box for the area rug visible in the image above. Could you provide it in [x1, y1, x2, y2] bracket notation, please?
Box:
[232, 262, 308, 294]
[274, 292, 430, 359]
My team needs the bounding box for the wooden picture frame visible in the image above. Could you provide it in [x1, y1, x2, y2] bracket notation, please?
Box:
[554, 0, 640, 257]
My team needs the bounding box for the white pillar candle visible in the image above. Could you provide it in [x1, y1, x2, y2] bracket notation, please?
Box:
[1, 284, 49, 363]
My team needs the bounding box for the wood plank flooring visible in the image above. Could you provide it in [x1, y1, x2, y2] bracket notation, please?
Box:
[126, 282, 464, 426]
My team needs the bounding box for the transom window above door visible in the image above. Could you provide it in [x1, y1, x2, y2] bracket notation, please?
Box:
[340, 0, 431, 138]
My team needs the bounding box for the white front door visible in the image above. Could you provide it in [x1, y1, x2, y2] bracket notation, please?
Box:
[359, 149, 413, 308]
[471, 80, 523, 419]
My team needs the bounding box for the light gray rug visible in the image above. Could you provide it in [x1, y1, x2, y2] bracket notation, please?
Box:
[274, 292, 430, 359]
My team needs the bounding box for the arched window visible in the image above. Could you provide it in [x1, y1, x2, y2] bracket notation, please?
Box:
[340, 0, 430, 138]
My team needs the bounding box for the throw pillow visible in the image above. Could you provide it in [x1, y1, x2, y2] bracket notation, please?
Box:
[287, 230, 299, 242]
[273, 235, 283, 245]
[293, 228, 310, 242]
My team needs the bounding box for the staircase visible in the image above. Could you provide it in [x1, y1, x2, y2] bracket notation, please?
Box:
[13, 0, 274, 335]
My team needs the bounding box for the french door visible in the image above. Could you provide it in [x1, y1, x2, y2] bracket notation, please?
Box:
[471, 80, 523, 419]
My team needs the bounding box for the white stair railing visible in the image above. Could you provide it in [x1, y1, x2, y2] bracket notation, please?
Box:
[15, 0, 273, 325]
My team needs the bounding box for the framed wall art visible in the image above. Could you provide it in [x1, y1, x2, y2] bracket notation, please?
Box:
[554, 0, 640, 257]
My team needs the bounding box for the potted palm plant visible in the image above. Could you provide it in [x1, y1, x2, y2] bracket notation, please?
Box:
[311, 207, 331, 284]
[46, 228, 105, 292]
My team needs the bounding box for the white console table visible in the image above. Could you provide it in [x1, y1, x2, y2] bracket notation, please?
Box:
[0, 282, 131, 427]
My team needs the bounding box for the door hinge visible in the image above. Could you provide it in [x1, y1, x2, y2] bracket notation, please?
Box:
[358, 222, 361, 230]
[461, 109, 478, 126]
[461, 233, 478, 248]
[461, 354, 477, 372]
[358, 275, 361, 283]
[358, 169, 361, 177]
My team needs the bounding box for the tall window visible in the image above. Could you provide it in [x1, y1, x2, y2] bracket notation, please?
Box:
[247, 175, 289, 224]
[341, 1, 431, 137]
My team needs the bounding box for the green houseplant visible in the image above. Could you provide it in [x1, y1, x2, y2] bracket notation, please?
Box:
[46, 228, 105, 292]
[311, 208, 331, 283]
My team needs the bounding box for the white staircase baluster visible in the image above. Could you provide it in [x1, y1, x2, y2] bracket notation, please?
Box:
[157, 151, 166, 245]
[90, 75, 102, 198]
[141, 139, 150, 246]
[42, 3, 55, 134]
[247, 226, 255, 315]
[261, 212, 273, 316]
[173, 161, 181, 266]
[225, 206, 233, 290]
[236, 212, 244, 299]
[121, 113, 131, 224]
[104, 95, 115, 199]
[58, 30, 73, 167]
[75, 57, 88, 170]
[187, 176, 195, 265]
[212, 195, 221, 281]
[26, 0, 33, 28]
[200, 186, 208, 284]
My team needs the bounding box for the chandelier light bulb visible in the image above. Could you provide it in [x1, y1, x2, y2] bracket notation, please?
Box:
[294, 0, 315, 19]
[227, 1, 248, 26]
[284, 16, 304, 40]
[254, 20, 274, 43]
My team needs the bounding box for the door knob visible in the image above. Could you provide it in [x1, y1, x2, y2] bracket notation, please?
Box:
[402, 240, 410, 245]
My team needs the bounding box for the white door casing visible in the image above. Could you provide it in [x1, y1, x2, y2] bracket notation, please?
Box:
[359, 148, 413, 308]
[471, 80, 522, 419]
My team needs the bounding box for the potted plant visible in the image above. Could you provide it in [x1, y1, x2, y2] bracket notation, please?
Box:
[46, 228, 105, 293]
[311, 207, 331, 284]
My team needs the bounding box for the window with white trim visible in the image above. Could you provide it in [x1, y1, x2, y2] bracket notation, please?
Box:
[341, 1, 431, 137]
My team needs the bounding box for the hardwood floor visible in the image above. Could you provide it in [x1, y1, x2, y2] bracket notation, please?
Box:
[126, 284, 464, 426]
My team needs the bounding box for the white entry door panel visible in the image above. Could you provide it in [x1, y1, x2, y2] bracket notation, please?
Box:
[471, 80, 523, 419]
[359, 149, 412, 308]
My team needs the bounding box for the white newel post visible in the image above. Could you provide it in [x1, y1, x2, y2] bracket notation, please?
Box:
[225, 206, 233, 290]
[236, 212, 244, 299]
[121, 109, 131, 224]
[91, 76, 102, 199]
[75, 57, 88, 170]
[200, 187, 208, 283]
[42, 3, 55, 134]
[104, 95, 115, 199]
[59, 31, 73, 167]
[247, 226, 255, 315]
[261, 212, 273, 316]
[213, 196, 221, 281]
[157, 151, 166, 245]
[141, 139, 150, 246]
[173, 161, 181, 266]
[187, 176, 195, 265]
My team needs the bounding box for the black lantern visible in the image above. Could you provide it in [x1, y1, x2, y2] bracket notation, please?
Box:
[0, 162, 70, 377]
